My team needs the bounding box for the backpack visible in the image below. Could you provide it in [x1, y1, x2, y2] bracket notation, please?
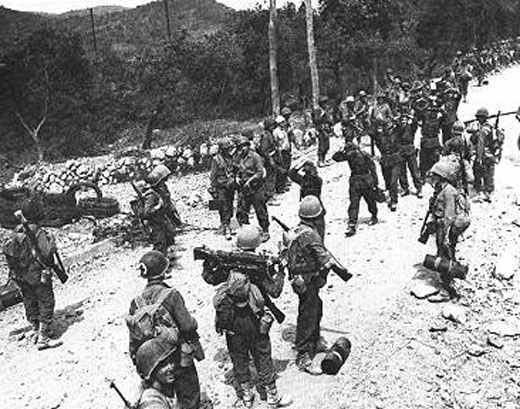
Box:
[126, 289, 179, 350]
[452, 191, 471, 235]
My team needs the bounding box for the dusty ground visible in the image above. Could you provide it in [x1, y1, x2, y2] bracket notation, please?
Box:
[2, 67, 520, 409]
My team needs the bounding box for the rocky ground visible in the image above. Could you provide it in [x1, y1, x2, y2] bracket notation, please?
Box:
[2, 67, 520, 409]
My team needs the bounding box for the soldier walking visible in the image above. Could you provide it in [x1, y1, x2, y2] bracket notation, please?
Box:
[209, 138, 236, 239]
[3, 200, 63, 350]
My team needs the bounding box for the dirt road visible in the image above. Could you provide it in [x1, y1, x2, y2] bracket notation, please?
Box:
[1, 66, 520, 409]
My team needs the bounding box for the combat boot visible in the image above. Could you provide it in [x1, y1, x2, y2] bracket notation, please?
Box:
[315, 337, 329, 353]
[389, 202, 397, 212]
[256, 385, 268, 401]
[368, 216, 378, 226]
[29, 321, 39, 344]
[239, 382, 254, 408]
[261, 231, 270, 243]
[345, 225, 356, 237]
[296, 353, 322, 375]
[416, 188, 423, 199]
[266, 383, 293, 408]
[401, 189, 410, 197]
[37, 323, 63, 350]
[223, 225, 232, 240]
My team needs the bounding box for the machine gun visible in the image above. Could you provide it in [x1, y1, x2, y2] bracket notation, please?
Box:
[463, 109, 517, 125]
[193, 246, 286, 323]
[271, 216, 353, 283]
[14, 210, 68, 284]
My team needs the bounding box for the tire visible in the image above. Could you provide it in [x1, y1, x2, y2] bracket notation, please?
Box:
[78, 196, 120, 218]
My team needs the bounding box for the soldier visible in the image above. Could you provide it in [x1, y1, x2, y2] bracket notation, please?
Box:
[258, 118, 279, 203]
[209, 137, 236, 239]
[417, 97, 443, 181]
[146, 164, 182, 229]
[339, 95, 361, 143]
[440, 88, 462, 144]
[235, 136, 270, 242]
[287, 196, 334, 374]
[372, 112, 401, 211]
[273, 115, 292, 194]
[314, 96, 334, 167]
[334, 142, 379, 237]
[136, 180, 177, 258]
[427, 162, 470, 302]
[209, 226, 292, 408]
[135, 336, 181, 409]
[442, 121, 472, 192]
[128, 251, 203, 409]
[467, 107, 495, 202]
[3, 200, 63, 350]
[396, 114, 423, 198]
[288, 160, 326, 240]
[355, 90, 370, 133]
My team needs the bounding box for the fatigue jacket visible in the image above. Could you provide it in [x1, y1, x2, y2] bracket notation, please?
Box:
[236, 149, 265, 187]
[210, 153, 235, 189]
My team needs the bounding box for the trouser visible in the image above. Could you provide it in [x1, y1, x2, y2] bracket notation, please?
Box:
[295, 280, 322, 355]
[399, 148, 422, 191]
[442, 122, 455, 145]
[459, 80, 469, 99]
[265, 167, 276, 200]
[435, 227, 459, 291]
[18, 280, 55, 326]
[381, 162, 400, 204]
[317, 131, 330, 162]
[149, 224, 173, 255]
[275, 150, 291, 193]
[174, 364, 201, 409]
[419, 146, 440, 179]
[226, 329, 276, 387]
[348, 178, 377, 225]
[473, 160, 495, 193]
[216, 187, 235, 226]
[236, 188, 270, 232]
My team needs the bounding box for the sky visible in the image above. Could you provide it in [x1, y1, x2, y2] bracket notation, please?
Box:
[0, 0, 306, 14]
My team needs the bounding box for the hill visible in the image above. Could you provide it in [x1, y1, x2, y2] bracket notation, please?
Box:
[58, 6, 129, 18]
[0, 6, 49, 52]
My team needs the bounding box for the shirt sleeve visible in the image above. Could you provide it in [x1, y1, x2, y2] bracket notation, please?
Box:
[288, 168, 304, 185]
[164, 289, 198, 335]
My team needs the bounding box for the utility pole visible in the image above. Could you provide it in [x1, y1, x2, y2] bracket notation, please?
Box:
[268, 0, 280, 116]
[90, 8, 98, 58]
[304, 0, 319, 110]
[163, 0, 172, 41]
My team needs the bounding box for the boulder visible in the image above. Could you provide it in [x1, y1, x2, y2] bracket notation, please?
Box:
[442, 304, 467, 324]
[493, 251, 516, 280]
[410, 281, 439, 299]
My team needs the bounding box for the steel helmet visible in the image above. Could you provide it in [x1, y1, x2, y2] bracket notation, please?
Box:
[345, 96, 355, 103]
[218, 138, 233, 151]
[281, 107, 292, 116]
[139, 250, 169, 278]
[135, 336, 179, 381]
[429, 161, 452, 181]
[475, 107, 489, 118]
[298, 195, 323, 219]
[236, 225, 262, 251]
[21, 199, 43, 222]
[452, 121, 465, 135]
[358, 90, 367, 97]
[275, 115, 286, 125]
[145, 164, 171, 186]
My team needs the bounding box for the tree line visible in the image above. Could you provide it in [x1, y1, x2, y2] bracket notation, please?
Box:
[1, 0, 519, 161]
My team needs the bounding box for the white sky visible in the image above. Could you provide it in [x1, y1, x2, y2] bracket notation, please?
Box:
[0, 0, 307, 14]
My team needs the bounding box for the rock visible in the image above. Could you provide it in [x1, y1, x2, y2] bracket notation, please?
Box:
[442, 304, 467, 324]
[150, 148, 165, 160]
[467, 345, 486, 357]
[410, 281, 439, 299]
[493, 251, 516, 280]
[165, 146, 177, 157]
[429, 322, 448, 332]
[48, 183, 63, 194]
[487, 318, 520, 337]
[487, 336, 504, 349]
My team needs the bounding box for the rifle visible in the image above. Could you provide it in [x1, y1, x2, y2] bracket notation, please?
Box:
[14, 210, 68, 284]
[418, 190, 440, 244]
[494, 111, 504, 162]
[106, 378, 135, 409]
[271, 216, 353, 283]
[130, 182, 151, 235]
[193, 247, 286, 323]
[463, 109, 517, 125]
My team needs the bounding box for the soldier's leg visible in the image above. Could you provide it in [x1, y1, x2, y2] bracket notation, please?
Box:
[236, 193, 251, 226]
[265, 168, 276, 201]
[388, 164, 400, 205]
[174, 364, 201, 409]
[362, 187, 378, 220]
[37, 282, 55, 326]
[250, 333, 276, 391]
[226, 332, 252, 396]
[221, 187, 235, 227]
[419, 147, 427, 179]
[399, 154, 410, 191]
[473, 162, 483, 193]
[381, 164, 391, 191]
[408, 152, 423, 191]
[251, 189, 270, 233]
[295, 282, 321, 356]
[347, 180, 362, 233]
[18, 281, 39, 326]
[216, 188, 228, 227]
[484, 162, 495, 194]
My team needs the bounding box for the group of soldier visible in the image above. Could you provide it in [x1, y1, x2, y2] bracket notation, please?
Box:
[3, 38, 520, 409]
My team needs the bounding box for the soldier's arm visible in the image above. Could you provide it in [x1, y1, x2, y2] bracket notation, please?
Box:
[261, 264, 285, 298]
[143, 192, 163, 216]
[366, 153, 379, 186]
[288, 167, 304, 185]
[245, 153, 265, 187]
[165, 289, 198, 335]
[209, 157, 219, 189]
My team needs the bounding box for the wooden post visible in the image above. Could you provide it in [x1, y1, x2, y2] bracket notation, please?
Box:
[90, 8, 98, 58]
[304, 0, 320, 110]
[269, 0, 280, 116]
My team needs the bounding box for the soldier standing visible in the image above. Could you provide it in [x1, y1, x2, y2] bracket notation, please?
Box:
[355, 90, 370, 133]
[427, 162, 470, 302]
[468, 107, 495, 202]
[209, 138, 236, 239]
[395, 114, 423, 198]
[440, 88, 462, 144]
[128, 251, 203, 409]
[146, 164, 182, 229]
[339, 96, 361, 143]
[314, 96, 334, 167]
[417, 97, 443, 181]
[370, 94, 394, 154]
[235, 136, 270, 242]
[288, 160, 326, 240]
[333, 143, 379, 237]
[272, 116, 292, 194]
[258, 118, 279, 203]
[208, 226, 292, 408]
[3, 200, 63, 350]
[287, 196, 334, 374]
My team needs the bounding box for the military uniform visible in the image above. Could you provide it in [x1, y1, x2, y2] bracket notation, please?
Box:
[257, 126, 278, 200]
[288, 220, 331, 365]
[236, 148, 270, 234]
[313, 109, 332, 166]
[418, 106, 443, 179]
[469, 120, 495, 196]
[373, 122, 401, 208]
[129, 280, 201, 409]
[154, 182, 182, 228]
[272, 122, 292, 193]
[141, 187, 177, 255]
[440, 89, 461, 144]
[395, 117, 422, 195]
[210, 150, 236, 231]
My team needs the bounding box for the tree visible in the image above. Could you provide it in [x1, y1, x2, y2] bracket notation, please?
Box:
[305, 0, 320, 109]
[269, 0, 280, 115]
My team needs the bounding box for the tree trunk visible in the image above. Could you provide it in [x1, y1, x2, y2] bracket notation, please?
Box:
[305, 0, 320, 110]
[33, 134, 44, 162]
[269, 0, 280, 116]
[372, 55, 379, 94]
